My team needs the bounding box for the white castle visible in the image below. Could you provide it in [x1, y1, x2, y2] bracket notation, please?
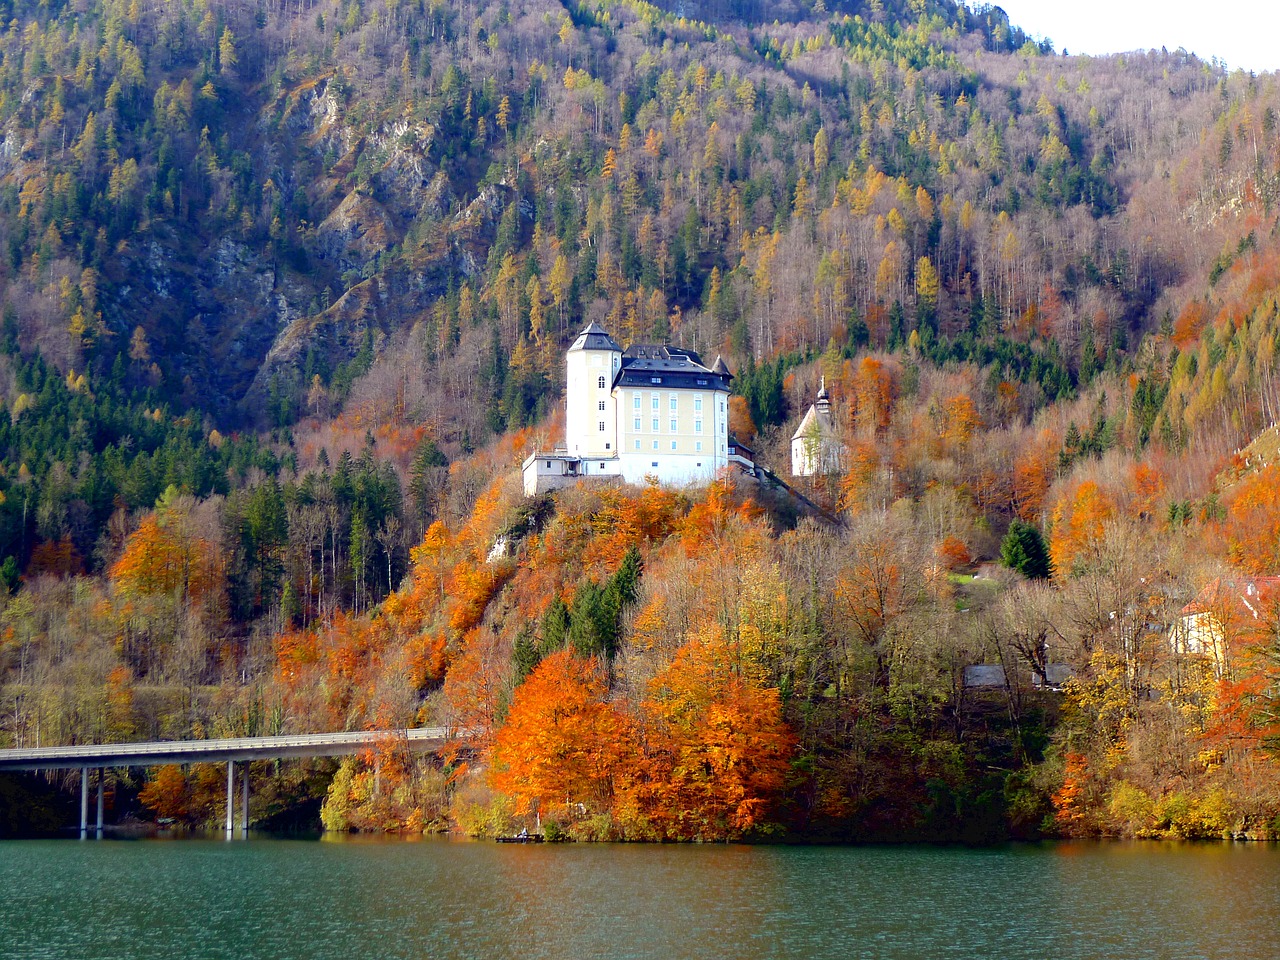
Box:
[523, 322, 749, 495]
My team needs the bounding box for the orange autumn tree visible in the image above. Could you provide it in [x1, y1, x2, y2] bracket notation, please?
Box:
[940, 394, 982, 452]
[850, 355, 898, 435]
[637, 627, 795, 840]
[579, 483, 682, 574]
[1049, 480, 1114, 578]
[1200, 585, 1280, 766]
[1225, 463, 1280, 574]
[837, 441, 881, 515]
[109, 507, 222, 606]
[443, 626, 511, 747]
[384, 520, 453, 632]
[1129, 461, 1166, 520]
[488, 650, 630, 819]
[677, 479, 765, 555]
[139, 764, 190, 820]
[728, 394, 757, 442]
[1011, 429, 1057, 520]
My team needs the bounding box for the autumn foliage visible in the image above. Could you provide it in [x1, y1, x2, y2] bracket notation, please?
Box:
[488, 633, 795, 840]
[110, 512, 222, 605]
[636, 630, 795, 839]
[16, 0, 1280, 847]
[489, 651, 629, 818]
[1226, 464, 1280, 574]
[1049, 481, 1114, 578]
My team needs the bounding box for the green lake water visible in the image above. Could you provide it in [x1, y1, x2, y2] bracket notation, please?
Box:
[1, 837, 1277, 959]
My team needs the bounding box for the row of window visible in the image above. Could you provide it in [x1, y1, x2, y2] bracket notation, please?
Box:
[601, 417, 708, 434]
[629, 417, 704, 434]
[635, 440, 705, 452]
[597, 385, 723, 415]
[630, 392, 704, 413]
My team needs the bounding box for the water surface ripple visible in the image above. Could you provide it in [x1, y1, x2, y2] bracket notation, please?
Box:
[1, 838, 1276, 960]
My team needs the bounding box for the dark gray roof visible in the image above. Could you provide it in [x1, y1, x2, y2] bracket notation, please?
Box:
[615, 344, 731, 391]
[569, 322, 623, 353]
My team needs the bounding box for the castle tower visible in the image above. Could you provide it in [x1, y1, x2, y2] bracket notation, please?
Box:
[565, 321, 623, 457]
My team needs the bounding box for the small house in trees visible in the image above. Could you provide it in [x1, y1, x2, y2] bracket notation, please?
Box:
[1169, 577, 1280, 678]
[791, 378, 845, 477]
[523, 322, 751, 495]
[962, 663, 1073, 691]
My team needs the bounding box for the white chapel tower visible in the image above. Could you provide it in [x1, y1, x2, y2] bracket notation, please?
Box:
[565, 321, 623, 456]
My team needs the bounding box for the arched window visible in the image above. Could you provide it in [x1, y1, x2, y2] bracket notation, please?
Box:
[598, 376, 607, 389]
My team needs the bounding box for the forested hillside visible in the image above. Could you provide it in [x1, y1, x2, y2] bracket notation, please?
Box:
[3, 0, 1280, 840]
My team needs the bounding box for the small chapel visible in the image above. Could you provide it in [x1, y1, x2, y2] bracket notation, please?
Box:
[790, 378, 847, 477]
[523, 323, 746, 495]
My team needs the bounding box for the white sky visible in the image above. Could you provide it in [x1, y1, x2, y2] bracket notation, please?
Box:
[990, 1, 1280, 74]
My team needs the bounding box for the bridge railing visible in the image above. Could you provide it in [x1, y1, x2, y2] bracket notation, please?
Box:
[0, 727, 456, 839]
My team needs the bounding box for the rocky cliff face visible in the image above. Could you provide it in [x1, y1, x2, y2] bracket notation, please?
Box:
[71, 63, 519, 424]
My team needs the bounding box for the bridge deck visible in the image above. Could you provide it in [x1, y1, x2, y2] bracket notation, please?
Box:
[0, 727, 450, 771]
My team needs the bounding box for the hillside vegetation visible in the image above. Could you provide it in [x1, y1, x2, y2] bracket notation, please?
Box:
[3, 0, 1280, 839]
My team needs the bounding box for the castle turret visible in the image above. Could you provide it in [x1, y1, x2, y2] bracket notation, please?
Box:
[565, 322, 623, 457]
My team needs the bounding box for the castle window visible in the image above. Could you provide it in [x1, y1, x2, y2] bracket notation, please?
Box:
[650, 377, 662, 384]
[694, 395, 703, 412]
[651, 418, 659, 431]
[634, 440, 641, 450]
[605, 443, 611, 450]
[651, 396, 659, 411]
[671, 440, 677, 451]
[633, 394, 641, 410]
[696, 379, 707, 386]
[695, 420, 703, 433]
[669, 418, 677, 432]
[669, 396, 678, 412]
[598, 376, 607, 389]
[598, 421, 605, 431]
[652, 440, 659, 451]
[696, 441, 702, 452]
[634, 417, 641, 431]
[598, 400, 606, 411]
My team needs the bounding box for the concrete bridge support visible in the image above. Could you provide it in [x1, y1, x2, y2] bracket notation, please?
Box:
[225, 760, 249, 839]
[79, 767, 88, 840]
[96, 769, 104, 839]
[226, 760, 235, 838]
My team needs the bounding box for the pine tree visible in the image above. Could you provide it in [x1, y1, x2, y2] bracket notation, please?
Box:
[1000, 519, 1052, 579]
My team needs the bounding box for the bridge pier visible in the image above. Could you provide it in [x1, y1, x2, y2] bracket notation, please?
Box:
[241, 763, 249, 838]
[96, 768, 104, 838]
[79, 767, 88, 840]
[226, 760, 235, 838]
